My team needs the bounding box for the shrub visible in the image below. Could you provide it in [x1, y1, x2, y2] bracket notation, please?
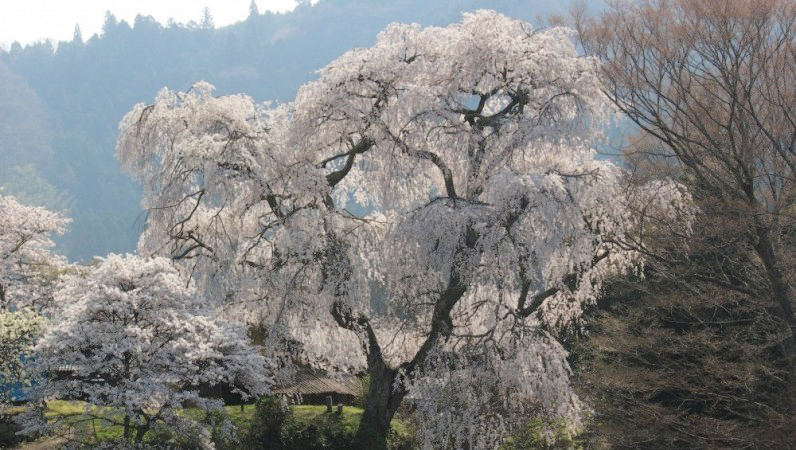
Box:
[500, 417, 583, 450]
[281, 414, 351, 450]
[245, 396, 291, 449]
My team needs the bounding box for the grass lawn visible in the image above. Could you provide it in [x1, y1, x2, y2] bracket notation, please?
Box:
[15, 401, 414, 448]
[43, 400, 126, 443]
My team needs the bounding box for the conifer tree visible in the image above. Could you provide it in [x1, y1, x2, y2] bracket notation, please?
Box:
[102, 11, 117, 35]
[72, 24, 82, 43]
[201, 6, 214, 29]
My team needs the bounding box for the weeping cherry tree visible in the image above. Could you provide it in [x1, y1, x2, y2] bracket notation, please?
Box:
[117, 11, 693, 448]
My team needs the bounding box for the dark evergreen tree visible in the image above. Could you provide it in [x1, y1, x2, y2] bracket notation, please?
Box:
[201, 7, 214, 29]
[248, 0, 259, 18]
[102, 11, 117, 35]
[72, 24, 82, 43]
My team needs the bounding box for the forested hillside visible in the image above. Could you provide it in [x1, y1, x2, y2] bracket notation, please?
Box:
[0, 0, 567, 261]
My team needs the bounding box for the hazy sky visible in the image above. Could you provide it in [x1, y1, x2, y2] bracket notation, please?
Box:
[0, 0, 300, 48]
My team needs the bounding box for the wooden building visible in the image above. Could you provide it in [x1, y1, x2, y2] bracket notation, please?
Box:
[273, 373, 359, 406]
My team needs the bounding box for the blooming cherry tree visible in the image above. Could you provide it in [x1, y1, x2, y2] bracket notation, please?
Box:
[117, 11, 693, 448]
[0, 194, 68, 406]
[0, 194, 69, 313]
[22, 254, 273, 446]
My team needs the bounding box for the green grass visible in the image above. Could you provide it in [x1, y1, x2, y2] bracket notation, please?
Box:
[191, 403, 365, 430]
[292, 405, 362, 431]
[265, 404, 413, 447]
[44, 400, 126, 442]
[27, 401, 414, 448]
[221, 403, 257, 429]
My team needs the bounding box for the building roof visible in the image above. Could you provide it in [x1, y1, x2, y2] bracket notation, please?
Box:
[273, 375, 359, 397]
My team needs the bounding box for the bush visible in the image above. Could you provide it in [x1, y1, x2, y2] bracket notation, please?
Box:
[127, 408, 240, 449]
[281, 414, 352, 450]
[500, 417, 583, 450]
[243, 400, 416, 449]
[245, 396, 292, 449]
[0, 411, 26, 448]
[354, 375, 369, 408]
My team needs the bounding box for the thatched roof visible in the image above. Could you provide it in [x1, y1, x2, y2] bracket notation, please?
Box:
[273, 375, 358, 397]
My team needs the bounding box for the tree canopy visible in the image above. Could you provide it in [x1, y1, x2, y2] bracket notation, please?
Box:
[0, 0, 574, 262]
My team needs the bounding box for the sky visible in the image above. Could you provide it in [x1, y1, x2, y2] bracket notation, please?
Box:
[0, 0, 300, 48]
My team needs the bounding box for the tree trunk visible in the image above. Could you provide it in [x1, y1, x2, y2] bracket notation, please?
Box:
[329, 233, 471, 448]
[355, 363, 405, 450]
[755, 225, 796, 408]
[123, 414, 131, 442]
[330, 299, 409, 448]
[134, 424, 149, 443]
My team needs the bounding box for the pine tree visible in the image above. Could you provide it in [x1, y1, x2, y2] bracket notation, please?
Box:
[200, 6, 214, 29]
[248, 0, 259, 18]
[102, 11, 117, 35]
[72, 24, 82, 43]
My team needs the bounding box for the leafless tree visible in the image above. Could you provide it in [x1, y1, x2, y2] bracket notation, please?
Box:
[575, 0, 796, 409]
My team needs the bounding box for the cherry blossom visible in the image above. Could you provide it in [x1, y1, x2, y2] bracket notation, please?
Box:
[0, 194, 69, 313]
[21, 254, 273, 446]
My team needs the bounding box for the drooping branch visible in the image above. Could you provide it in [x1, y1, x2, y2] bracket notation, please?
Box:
[331, 300, 383, 363]
[402, 225, 479, 376]
[517, 249, 611, 317]
[455, 89, 529, 131]
[382, 126, 458, 198]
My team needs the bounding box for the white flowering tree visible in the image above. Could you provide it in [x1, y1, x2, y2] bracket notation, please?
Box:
[0, 194, 69, 313]
[117, 11, 693, 448]
[0, 194, 68, 406]
[22, 254, 273, 446]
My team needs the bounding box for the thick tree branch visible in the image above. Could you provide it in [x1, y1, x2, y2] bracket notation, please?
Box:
[324, 138, 375, 188]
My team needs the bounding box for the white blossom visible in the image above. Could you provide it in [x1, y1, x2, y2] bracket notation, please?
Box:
[0, 194, 69, 313]
[20, 254, 273, 446]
